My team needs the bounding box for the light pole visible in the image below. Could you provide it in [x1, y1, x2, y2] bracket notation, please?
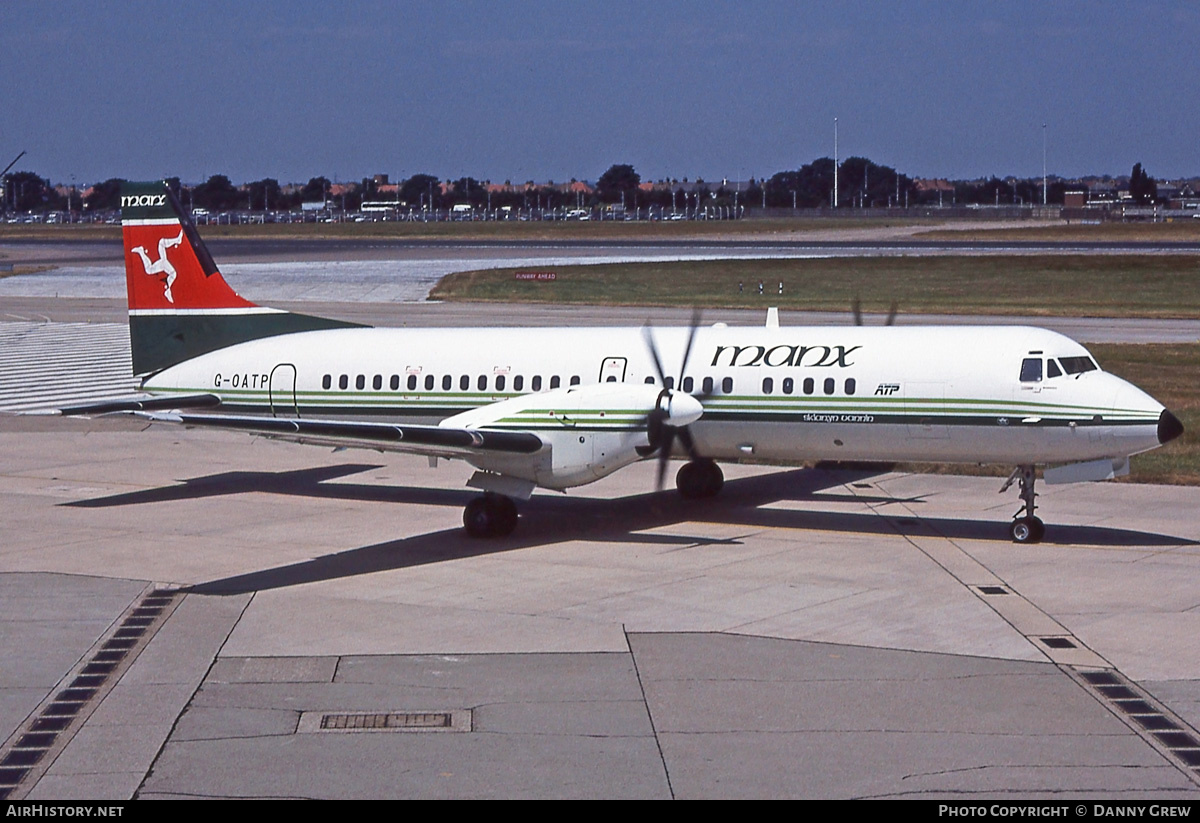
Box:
[833, 117, 839, 209]
[1042, 123, 1047, 206]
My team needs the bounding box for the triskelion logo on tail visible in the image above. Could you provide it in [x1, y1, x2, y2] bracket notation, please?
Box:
[130, 230, 185, 303]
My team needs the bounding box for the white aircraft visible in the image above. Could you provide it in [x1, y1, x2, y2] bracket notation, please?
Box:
[62, 181, 1184, 543]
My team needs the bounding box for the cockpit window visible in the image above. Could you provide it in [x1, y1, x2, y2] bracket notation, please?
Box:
[1046, 359, 1062, 378]
[1019, 358, 1042, 383]
[1059, 356, 1098, 375]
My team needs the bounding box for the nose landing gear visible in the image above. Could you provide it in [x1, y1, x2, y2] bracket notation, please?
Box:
[1000, 465, 1044, 544]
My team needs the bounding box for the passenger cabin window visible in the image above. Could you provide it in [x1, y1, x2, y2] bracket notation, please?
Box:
[682, 376, 694, 393]
[339, 375, 348, 390]
[702, 377, 714, 394]
[1020, 358, 1043, 383]
[532, 376, 543, 391]
[644, 376, 655, 384]
[722, 377, 733, 393]
[664, 377, 674, 390]
[569, 376, 580, 386]
[845, 378, 856, 395]
[823, 377, 835, 395]
[460, 375, 470, 391]
[513, 376, 523, 391]
[322, 374, 331, 390]
[390, 375, 400, 391]
[443, 375, 452, 391]
[762, 377, 773, 394]
[1046, 360, 1062, 378]
[356, 375, 365, 390]
[496, 375, 506, 391]
[803, 377, 814, 395]
[782, 377, 793, 395]
[478, 375, 488, 391]
[425, 375, 434, 391]
[407, 374, 417, 391]
[373, 375, 382, 391]
[550, 376, 560, 389]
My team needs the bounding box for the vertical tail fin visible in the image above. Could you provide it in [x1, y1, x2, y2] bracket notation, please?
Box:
[122, 181, 362, 377]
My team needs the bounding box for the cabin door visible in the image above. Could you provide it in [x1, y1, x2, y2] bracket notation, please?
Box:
[598, 357, 627, 383]
[269, 363, 299, 418]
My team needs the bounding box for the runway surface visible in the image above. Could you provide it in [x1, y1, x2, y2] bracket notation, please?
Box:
[3, 273, 1200, 797]
[3, 417, 1200, 799]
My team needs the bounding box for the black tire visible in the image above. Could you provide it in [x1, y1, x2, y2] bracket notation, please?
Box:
[1009, 517, 1044, 544]
[464, 497, 495, 538]
[463, 495, 518, 538]
[494, 496, 519, 537]
[701, 460, 724, 497]
[677, 460, 723, 499]
[1029, 517, 1045, 543]
[677, 462, 702, 499]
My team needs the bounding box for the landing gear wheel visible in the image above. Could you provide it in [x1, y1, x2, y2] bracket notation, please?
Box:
[463, 494, 518, 538]
[676, 459, 724, 500]
[1009, 516, 1044, 544]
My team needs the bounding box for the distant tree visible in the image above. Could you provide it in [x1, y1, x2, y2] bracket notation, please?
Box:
[451, 177, 486, 207]
[744, 178, 764, 209]
[299, 177, 331, 205]
[596, 164, 640, 204]
[399, 173, 440, 209]
[246, 178, 282, 211]
[765, 158, 835, 208]
[1130, 162, 1156, 205]
[193, 175, 241, 211]
[84, 178, 125, 211]
[3, 171, 54, 212]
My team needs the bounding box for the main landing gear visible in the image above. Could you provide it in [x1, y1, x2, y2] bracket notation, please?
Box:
[1000, 465, 1045, 544]
[677, 459, 724, 500]
[463, 493, 518, 538]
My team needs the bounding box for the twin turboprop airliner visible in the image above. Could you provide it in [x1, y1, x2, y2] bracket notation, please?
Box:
[61, 181, 1184, 543]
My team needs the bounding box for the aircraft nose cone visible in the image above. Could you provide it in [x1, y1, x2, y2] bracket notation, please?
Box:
[1159, 409, 1185, 445]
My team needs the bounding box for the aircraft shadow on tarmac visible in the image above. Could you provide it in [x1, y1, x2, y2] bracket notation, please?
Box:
[61, 463, 1197, 595]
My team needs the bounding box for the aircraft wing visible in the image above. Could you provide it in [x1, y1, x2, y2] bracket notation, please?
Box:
[137, 410, 545, 459]
[59, 393, 222, 415]
[59, 394, 543, 458]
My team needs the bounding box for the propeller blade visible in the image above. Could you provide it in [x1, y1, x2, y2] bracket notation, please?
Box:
[885, 301, 898, 326]
[677, 308, 703, 384]
[852, 297, 863, 326]
[655, 429, 677, 490]
[641, 324, 668, 385]
[676, 425, 701, 461]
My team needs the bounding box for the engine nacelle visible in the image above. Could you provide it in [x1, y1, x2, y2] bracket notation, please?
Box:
[441, 383, 685, 490]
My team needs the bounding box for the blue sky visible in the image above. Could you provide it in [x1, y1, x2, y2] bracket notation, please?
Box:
[3, 1, 1197, 185]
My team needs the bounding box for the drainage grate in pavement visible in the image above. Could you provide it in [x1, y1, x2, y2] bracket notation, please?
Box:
[1040, 637, 1077, 650]
[1073, 667, 1200, 784]
[298, 709, 472, 734]
[977, 585, 1009, 595]
[0, 587, 182, 800]
[324, 712, 451, 730]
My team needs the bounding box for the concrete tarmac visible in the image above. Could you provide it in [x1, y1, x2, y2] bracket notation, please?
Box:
[2, 412, 1200, 798]
[2, 249, 1200, 797]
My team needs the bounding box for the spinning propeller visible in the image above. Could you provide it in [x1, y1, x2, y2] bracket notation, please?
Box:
[641, 310, 708, 490]
[851, 296, 898, 326]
